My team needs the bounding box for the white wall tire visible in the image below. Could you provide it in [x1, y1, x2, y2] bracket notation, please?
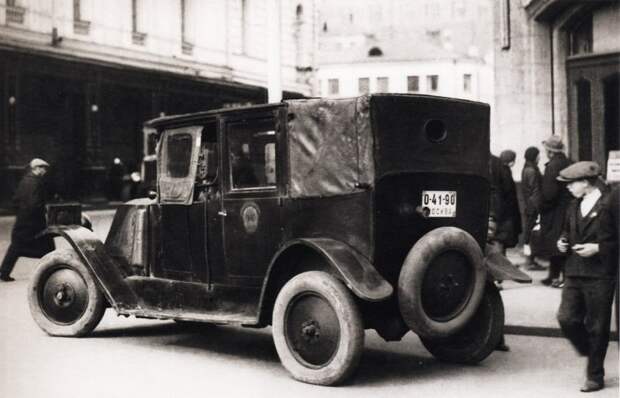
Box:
[28, 249, 105, 337]
[272, 271, 364, 385]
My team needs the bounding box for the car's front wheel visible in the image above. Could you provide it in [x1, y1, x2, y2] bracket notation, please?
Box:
[28, 249, 106, 337]
[272, 271, 364, 386]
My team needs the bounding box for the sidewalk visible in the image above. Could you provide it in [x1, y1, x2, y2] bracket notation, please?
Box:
[502, 248, 618, 339]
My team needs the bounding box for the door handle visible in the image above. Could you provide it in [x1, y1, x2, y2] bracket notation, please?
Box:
[218, 210, 227, 217]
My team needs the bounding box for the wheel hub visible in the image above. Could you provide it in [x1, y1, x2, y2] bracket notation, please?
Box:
[438, 274, 460, 296]
[40, 267, 89, 325]
[54, 284, 75, 307]
[285, 293, 341, 367]
[421, 250, 473, 321]
[300, 320, 320, 343]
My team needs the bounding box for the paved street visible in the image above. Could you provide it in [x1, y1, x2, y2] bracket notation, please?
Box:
[0, 211, 618, 398]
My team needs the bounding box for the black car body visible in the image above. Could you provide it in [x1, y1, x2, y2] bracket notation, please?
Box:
[29, 94, 530, 385]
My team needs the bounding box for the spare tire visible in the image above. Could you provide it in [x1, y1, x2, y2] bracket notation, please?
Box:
[398, 227, 487, 338]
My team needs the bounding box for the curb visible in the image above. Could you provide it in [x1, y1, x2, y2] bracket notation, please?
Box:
[505, 324, 619, 341]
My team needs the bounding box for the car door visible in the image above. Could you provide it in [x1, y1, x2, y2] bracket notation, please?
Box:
[156, 125, 210, 282]
[220, 110, 284, 286]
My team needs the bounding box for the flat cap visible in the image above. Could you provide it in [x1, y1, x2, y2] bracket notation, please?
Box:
[30, 158, 50, 168]
[542, 135, 564, 152]
[557, 161, 601, 182]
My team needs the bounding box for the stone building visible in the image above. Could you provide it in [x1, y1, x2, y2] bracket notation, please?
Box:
[0, 0, 317, 201]
[316, 0, 494, 121]
[493, 0, 619, 176]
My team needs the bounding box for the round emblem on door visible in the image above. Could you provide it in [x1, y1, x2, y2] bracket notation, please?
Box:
[241, 202, 260, 234]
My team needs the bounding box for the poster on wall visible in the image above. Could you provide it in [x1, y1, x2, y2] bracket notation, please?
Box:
[607, 151, 620, 182]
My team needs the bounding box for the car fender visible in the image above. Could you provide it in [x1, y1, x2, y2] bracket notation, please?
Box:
[42, 225, 140, 312]
[484, 251, 532, 283]
[262, 238, 393, 303]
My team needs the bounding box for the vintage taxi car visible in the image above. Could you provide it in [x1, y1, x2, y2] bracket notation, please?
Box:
[28, 94, 530, 385]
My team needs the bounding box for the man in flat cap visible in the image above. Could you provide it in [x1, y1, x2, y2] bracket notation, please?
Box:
[555, 161, 616, 393]
[0, 158, 55, 282]
[540, 135, 572, 287]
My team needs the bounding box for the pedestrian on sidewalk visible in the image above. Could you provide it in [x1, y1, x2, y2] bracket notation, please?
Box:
[555, 161, 616, 393]
[497, 150, 522, 253]
[539, 135, 572, 288]
[598, 184, 619, 339]
[0, 159, 55, 282]
[521, 146, 544, 270]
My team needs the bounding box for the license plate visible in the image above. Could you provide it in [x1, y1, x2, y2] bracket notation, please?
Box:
[421, 191, 457, 218]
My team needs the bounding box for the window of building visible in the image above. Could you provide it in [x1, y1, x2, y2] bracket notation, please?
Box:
[452, 0, 466, 17]
[358, 78, 369, 94]
[241, 0, 249, 54]
[368, 47, 383, 57]
[181, 0, 193, 55]
[73, 0, 90, 35]
[463, 74, 472, 92]
[499, 0, 510, 50]
[569, 14, 593, 56]
[407, 76, 419, 92]
[328, 79, 339, 96]
[6, 0, 25, 24]
[294, 4, 305, 67]
[131, 0, 147, 45]
[377, 77, 389, 93]
[427, 75, 439, 92]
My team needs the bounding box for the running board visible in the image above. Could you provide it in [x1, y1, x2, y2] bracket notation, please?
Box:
[120, 276, 261, 326]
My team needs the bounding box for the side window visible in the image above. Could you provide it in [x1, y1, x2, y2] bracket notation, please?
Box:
[166, 133, 193, 178]
[228, 119, 277, 190]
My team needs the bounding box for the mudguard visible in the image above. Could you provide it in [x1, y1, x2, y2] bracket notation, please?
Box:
[484, 252, 532, 283]
[264, 238, 393, 302]
[43, 225, 140, 311]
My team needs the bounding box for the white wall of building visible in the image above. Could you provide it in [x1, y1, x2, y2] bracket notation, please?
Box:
[592, 3, 620, 54]
[317, 59, 493, 104]
[0, 0, 317, 96]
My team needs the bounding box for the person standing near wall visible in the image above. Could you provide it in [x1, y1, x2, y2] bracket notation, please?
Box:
[521, 146, 544, 270]
[555, 161, 616, 393]
[497, 150, 522, 254]
[0, 159, 55, 282]
[540, 136, 572, 287]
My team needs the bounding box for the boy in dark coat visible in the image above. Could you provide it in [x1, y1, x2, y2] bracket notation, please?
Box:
[555, 161, 616, 393]
[0, 159, 55, 281]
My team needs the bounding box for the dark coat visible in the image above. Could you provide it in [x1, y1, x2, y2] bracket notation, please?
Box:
[521, 160, 542, 243]
[561, 192, 615, 279]
[489, 155, 503, 220]
[11, 172, 54, 258]
[539, 152, 572, 257]
[598, 185, 619, 276]
[488, 155, 521, 248]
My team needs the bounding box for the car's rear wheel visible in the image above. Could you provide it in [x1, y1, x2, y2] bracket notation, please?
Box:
[272, 271, 364, 386]
[28, 249, 106, 337]
[419, 283, 504, 364]
[398, 227, 487, 338]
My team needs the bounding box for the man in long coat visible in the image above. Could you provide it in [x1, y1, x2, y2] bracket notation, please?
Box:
[521, 146, 543, 269]
[0, 159, 55, 282]
[539, 136, 572, 287]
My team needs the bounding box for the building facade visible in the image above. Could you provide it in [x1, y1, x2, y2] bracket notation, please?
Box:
[316, 0, 494, 120]
[0, 0, 317, 201]
[493, 0, 619, 177]
[317, 38, 493, 103]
